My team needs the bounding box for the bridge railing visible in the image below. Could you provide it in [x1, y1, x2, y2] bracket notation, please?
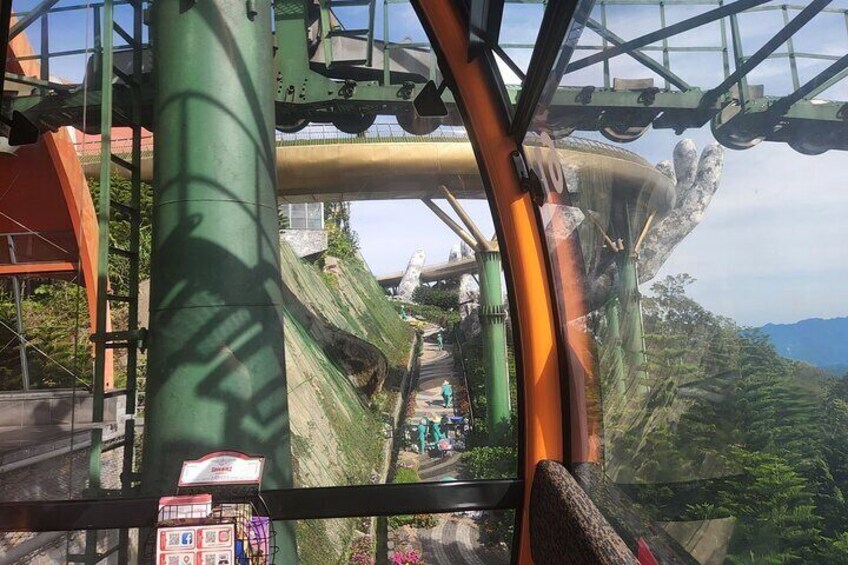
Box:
[73, 122, 473, 162]
[275, 121, 471, 145]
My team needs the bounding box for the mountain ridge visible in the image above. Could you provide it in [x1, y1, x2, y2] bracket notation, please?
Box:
[759, 315, 848, 374]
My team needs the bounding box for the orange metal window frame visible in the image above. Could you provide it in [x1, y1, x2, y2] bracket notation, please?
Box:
[413, 2, 570, 563]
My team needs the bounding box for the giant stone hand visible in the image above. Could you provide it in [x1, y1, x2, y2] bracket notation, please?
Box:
[637, 139, 725, 282]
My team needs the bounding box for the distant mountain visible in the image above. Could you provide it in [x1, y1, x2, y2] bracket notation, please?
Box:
[760, 316, 848, 375]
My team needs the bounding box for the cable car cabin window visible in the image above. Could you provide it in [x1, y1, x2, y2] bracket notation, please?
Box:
[521, 1, 848, 563]
[0, 2, 520, 563]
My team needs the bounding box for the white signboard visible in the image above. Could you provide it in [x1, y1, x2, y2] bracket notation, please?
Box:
[156, 525, 234, 565]
[178, 451, 264, 487]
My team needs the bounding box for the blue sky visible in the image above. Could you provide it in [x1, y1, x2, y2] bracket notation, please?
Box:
[21, 0, 848, 326]
[352, 1, 848, 327]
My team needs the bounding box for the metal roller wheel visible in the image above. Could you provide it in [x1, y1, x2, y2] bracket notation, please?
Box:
[333, 113, 376, 135]
[397, 110, 441, 136]
[789, 136, 829, 156]
[600, 124, 649, 143]
[710, 118, 764, 150]
[276, 118, 309, 134]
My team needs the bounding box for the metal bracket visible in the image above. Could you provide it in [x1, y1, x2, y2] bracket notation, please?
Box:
[511, 150, 545, 206]
[576, 85, 595, 105]
[339, 79, 357, 99]
[511, 150, 530, 189]
[637, 87, 662, 106]
[397, 81, 415, 100]
[90, 327, 148, 352]
[246, 0, 258, 20]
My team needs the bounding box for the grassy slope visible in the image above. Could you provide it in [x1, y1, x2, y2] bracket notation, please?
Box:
[279, 242, 412, 563]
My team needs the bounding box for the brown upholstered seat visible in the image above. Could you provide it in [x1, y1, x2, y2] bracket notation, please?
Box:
[530, 459, 638, 565]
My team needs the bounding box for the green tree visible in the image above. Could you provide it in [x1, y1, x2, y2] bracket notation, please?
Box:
[324, 201, 360, 260]
[720, 448, 822, 563]
[600, 273, 848, 561]
[411, 285, 459, 310]
[87, 174, 154, 295]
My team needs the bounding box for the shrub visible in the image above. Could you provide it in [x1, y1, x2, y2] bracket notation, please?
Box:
[412, 285, 459, 310]
[325, 219, 360, 260]
[465, 445, 517, 480]
[412, 514, 437, 528]
[393, 466, 420, 484]
[389, 467, 426, 529]
[347, 535, 374, 565]
[393, 302, 459, 330]
[390, 548, 424, 565]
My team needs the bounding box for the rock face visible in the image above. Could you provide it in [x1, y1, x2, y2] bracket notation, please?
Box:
[638, 140, 724, 282]
[449, 241, 482, 339]
[459, 273, 481, 339]
[278, 241, 413, 562]
[448, 243, 462, 263]
[397, 249, 426, 301]
[280, 229, 328, 258]
[460, 241, 474, 259]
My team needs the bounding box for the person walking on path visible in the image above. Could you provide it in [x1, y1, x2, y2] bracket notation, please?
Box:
[417, 418, 429, 456]
[441, 380, 453, 413]
[436, 330, 444, 351]
[429, 414, 444, 443]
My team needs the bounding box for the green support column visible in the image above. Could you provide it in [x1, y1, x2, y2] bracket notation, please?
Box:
[142, 0, 296, 559]
[477, 250, 510, 443]
[604, 298, 626, 396]
[616, 248, 648, 391]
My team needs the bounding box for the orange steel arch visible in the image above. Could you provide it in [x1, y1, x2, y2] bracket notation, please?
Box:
[2, 22, 112, 388]
[414, 3, 566, 563]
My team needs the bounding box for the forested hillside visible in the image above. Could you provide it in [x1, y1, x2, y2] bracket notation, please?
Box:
[600, 274, 848, 563]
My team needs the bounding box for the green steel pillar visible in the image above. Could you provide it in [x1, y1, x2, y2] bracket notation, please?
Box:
[604, 298, 626, 396]
[142, 0, 296, 559]
[616, 248, 648, 390]
[477, 250, 510, 443]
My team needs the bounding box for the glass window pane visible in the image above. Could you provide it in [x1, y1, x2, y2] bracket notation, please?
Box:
[2, 5, 519, 559]
[290, 203, 308, 230]
[299, 512, 516, 564]
[0, 510, 516, 564]
[306, 202, 323, 230]
[496, 2, 546, 90]
[524, 1, 848, 562]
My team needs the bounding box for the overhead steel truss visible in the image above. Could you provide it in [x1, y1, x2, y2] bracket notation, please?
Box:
[3, 1, 848, 149]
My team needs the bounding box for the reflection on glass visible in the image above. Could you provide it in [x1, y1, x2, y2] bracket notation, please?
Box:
[0, 510, 514, 565]
[300, 512, 512, 565]
[524, 1, 848, 562]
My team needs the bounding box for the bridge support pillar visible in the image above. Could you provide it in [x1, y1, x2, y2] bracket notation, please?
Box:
[616, 244, 648, 393]
[604, 298, 626, 396]
[478, 250, 511, 443]
[142, 0, 296, 558]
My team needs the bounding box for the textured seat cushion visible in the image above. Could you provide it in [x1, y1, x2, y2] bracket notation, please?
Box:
[530, 459, 638, 565]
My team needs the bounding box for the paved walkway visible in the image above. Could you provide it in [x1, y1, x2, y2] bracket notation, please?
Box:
[408, 326, 508, 565]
